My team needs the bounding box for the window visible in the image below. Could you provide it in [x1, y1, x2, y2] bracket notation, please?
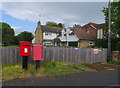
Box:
[44, 43, 51, 45]
[43, 41, 53, 45]
[45, 32, 52, 36]
[87, 31, 89, 33]
[89, 42, 93, 45]
[64, 34, 66, 36]
[49, 32, 52, 35]
[45, 32, 48, 35]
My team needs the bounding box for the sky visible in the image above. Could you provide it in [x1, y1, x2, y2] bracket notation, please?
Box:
[0, 1, 108, 35]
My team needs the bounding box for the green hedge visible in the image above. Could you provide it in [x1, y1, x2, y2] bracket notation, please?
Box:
[95, 38, 120, 51]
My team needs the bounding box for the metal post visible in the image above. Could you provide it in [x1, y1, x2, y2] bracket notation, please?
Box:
[35, 60, 40, 70]
[22, 56, 28, 70]
[66, 30, 69, 46]
[66, 33, 67, 46]
[108, 0, 112, 61]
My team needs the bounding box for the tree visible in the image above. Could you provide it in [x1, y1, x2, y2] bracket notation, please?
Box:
[1, 22, 15, 45]
[14, 36, 19, 45]
[58, 23, 64, 28]
[102, 1, 120, 37]
[46, 21, 64, 28]
[73, 24, 81, 28]
[16, 31, 34, 43]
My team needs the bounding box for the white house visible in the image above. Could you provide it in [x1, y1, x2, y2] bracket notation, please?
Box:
[33, 21, 105, 47]
[58, 28, 79, 46]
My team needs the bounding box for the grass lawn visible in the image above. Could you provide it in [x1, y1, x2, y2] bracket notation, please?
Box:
[1, 61, 96, 81]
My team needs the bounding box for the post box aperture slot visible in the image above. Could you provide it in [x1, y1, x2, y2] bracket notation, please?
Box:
[23, 45, 29, 46]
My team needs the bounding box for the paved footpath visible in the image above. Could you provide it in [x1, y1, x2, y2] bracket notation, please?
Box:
[2, 70, 120, 86]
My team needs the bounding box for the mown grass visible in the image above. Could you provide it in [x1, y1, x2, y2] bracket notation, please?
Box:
[2, 61, 96, 81]
[44, 61, 77, 75]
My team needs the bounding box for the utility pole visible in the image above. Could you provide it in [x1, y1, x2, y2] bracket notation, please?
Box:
[108, 0, 112, 61]
[65, 30, 68, 46]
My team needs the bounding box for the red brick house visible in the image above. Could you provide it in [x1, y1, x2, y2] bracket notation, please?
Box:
[68, 22, 105, 47]
[81, 22, 105, 39]
[69, 27, 96, 47]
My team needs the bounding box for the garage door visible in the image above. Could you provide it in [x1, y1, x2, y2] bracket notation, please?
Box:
[69, 42, 78, 47]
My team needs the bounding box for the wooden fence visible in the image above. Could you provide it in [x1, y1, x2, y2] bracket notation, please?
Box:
[0, 47, 107, 64]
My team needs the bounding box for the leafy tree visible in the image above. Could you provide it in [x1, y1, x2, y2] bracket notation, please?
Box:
[16, 31, 34, 43]
[102, 1, 120, 36]
[73, 24, 81, 28]
[1, 22, 15, 45]
[46, 21, 64, 28]
[58, 23, 64, 28]
[14, 36, 19, 45]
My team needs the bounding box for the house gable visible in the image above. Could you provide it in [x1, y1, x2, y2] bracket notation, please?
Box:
[34, 21, 43, 44]
[81, 26, 97, 39]
[81, 22, 105, 39]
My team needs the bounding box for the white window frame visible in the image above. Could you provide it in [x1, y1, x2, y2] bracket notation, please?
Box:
[45, 32, 52, 36]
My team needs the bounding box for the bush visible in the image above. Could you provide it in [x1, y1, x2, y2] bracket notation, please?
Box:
[95, 39, 108, 48]
[95, 38, 120, 51]
[116, 41, 120, 51]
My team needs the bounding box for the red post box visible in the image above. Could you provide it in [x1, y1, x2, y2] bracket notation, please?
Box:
[32, 44, 44, 61]
[19, 41, 31, 56]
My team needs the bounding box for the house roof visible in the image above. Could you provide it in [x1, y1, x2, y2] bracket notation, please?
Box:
[69, 27, 96, 40]
[35, 21, 62, 33]
[82, 22, 105, 29]
[35, 26, 62, 33]
[41, 25, 62, 33]
[68, 27, 81, 30]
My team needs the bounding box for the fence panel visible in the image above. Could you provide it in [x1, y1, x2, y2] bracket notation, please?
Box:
[0, 47, 107, 64]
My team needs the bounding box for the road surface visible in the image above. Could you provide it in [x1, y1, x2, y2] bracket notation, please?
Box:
[2, 70, 120, 86]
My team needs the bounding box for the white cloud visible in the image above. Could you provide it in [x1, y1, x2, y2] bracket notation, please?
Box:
[12, 26, 23, 35]
[2, 2, 108, 27]
[1, 0, 109, 2]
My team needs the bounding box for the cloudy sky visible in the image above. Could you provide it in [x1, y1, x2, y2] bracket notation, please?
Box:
[0, 1, 108, 35]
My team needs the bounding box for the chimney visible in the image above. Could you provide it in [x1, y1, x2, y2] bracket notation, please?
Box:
[37, 21, 41, 26]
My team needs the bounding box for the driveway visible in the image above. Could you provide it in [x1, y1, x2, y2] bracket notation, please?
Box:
[2, 69, 119, 86]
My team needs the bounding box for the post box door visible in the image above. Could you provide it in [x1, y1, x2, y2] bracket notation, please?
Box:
[33, 44, 43, 60]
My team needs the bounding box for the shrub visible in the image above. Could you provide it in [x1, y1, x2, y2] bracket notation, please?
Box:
[116, 41, 120, 51]
[95, 38, 120, 51]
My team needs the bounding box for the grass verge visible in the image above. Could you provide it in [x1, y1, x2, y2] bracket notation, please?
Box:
[68, 64, 96, 72]
[2, 61, 96, 81]
[0, 45, 19, 47]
